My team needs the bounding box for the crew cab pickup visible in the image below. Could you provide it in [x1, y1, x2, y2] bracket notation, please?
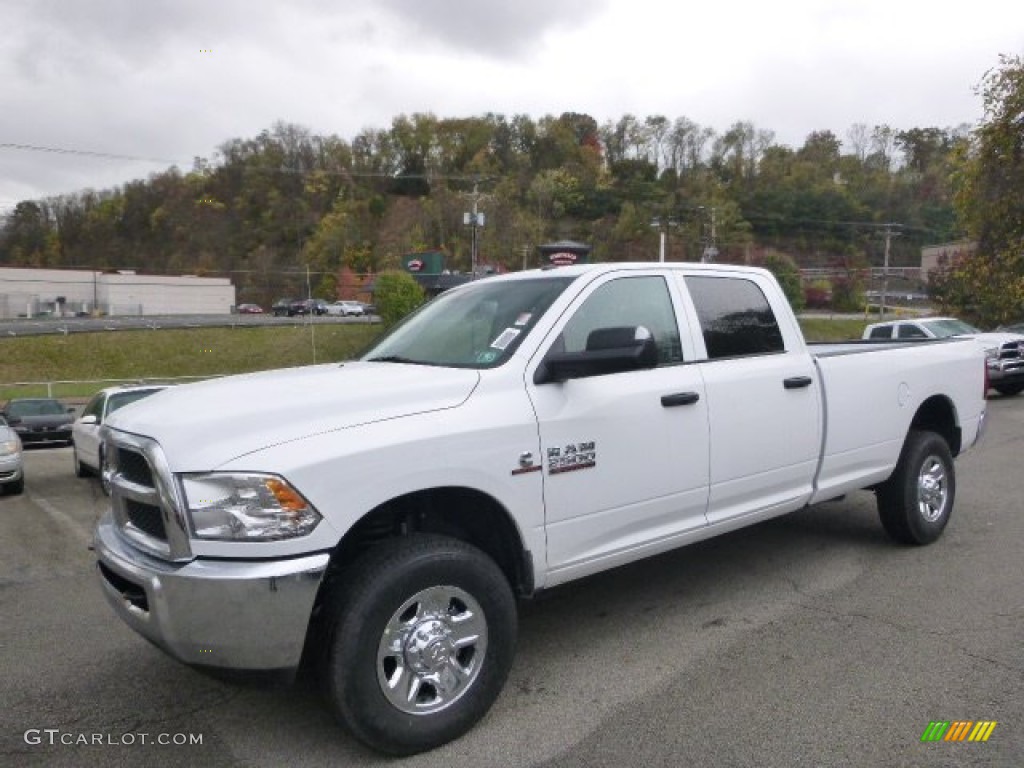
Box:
[863, 316, 1024, 396]
[94, 263, 987, 755]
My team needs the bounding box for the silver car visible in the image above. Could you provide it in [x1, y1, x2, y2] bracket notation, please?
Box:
[0, 415, 24, 495]
[72, 385, 169, 493]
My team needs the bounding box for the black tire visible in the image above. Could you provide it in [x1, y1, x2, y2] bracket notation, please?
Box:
[5, 476, 24, 495]
[322, 534, 517, 755]
[73, 445, 91, 478]
[876, 430, 955, 545]
[993, 383, 1024, 396]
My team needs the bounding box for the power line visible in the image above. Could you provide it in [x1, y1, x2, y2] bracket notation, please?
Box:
[0, 142, 175, 165]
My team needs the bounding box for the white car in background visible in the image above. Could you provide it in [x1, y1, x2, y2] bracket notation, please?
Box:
[0, 415, 24, 495]
[72, 385, 169, 493]
[325, 300, 365, 317]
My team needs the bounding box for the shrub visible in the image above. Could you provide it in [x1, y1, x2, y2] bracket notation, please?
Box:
[373, 271, 425, 326]
[762, 252, 806, 312]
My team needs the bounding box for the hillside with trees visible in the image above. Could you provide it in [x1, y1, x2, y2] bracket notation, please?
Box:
[0, 109, 978, 311]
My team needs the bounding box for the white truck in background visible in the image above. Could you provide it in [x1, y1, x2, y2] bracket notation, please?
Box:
[95, 263, 987, 755]
[863, 316, 1024, 396]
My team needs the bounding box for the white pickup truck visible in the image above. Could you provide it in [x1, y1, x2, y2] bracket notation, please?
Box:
[94, 263, 986, 755]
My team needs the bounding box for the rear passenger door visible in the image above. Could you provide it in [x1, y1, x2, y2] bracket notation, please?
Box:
[680, 273, 822, 526]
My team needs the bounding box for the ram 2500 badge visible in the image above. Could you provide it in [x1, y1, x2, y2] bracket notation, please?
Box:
[95, 263, 986, 755]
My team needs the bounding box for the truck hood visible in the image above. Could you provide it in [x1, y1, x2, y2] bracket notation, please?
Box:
[106, 362, 480, 470]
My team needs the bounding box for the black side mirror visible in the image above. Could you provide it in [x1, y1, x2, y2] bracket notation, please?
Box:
[535, 326, 658, 384]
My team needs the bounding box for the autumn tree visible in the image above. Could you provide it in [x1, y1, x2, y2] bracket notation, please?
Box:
[936, 55, 1024, 325]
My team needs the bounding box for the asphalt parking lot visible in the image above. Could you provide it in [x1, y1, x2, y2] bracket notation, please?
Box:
[1, 397, 1021, 767]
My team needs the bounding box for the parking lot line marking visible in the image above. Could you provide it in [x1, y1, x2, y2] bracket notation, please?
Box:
[30, 493, 92, 547]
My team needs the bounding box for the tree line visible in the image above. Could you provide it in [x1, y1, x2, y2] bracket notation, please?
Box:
[2, 62, 1019, 324]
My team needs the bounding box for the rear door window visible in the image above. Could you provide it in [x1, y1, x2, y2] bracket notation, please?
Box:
[684, 276, 784, 359]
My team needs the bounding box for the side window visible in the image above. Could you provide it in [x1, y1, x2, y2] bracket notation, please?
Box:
[685, 275, 785, 359]
[897, 324, 927, 339]
[82, 395, 104, 421]
[557, 276, 683, 365]
[869, 326, 892, 339]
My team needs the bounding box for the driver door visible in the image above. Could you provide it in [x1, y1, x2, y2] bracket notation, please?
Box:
[526, 271, 710, 584]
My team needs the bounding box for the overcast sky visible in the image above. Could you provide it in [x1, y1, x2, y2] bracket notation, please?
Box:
[1, 0, 1022, 215]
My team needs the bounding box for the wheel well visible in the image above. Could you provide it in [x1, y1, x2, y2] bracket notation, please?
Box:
[326, 487, 534, 597]
[910, 395, 961, 456]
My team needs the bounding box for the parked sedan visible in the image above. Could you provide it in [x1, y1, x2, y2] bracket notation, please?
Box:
[289, 298, 329, 316]
[271, 298, 295, 317]
[0, 398, 75, 447]
[235, 303, 264, 314]
[72, 385, 169, 493]
[325, 300, 365, 317]
[0, 415, 24, 495]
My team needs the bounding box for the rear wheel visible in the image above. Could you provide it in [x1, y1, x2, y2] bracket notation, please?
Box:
[322, 534, 517, 755]
[876, 430, 955, 545]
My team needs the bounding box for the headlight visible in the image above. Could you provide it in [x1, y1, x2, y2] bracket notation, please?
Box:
[0, 438, 21, 456]
[180, 473, 321, 541]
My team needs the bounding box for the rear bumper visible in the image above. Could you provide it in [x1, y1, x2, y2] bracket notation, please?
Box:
[94, 512, 329, 672]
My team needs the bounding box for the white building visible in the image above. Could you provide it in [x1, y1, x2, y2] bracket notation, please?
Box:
[0, 267, 236, 318]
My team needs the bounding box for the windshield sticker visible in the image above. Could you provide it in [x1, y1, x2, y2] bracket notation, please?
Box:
[514, 312, 532, 326]
[476, 350, 500, 364]
[547, 441, 597, 474]
[490, 328, 521, 350]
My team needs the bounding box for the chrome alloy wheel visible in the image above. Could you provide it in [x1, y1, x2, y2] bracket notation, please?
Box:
[376, 585, 487, 715]
[917, 455, 949, 522]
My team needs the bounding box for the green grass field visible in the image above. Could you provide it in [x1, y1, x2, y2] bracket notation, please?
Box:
[0, 324, 383, 400]
[0, 315, 869, 402]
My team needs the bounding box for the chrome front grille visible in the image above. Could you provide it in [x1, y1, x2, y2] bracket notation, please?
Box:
[125, 499, 167, 540]
[117, 447, 154, 487]
[106, 431, 193, 562]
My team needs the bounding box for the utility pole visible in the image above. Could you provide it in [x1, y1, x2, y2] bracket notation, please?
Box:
[462, 180, 487, 279]
[879, 223, 902, 317]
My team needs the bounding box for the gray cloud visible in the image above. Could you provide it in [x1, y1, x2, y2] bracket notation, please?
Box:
[374, 0, 606, 58]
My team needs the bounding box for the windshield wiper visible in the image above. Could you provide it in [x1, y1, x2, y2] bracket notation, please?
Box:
[365, 355, 423, 365]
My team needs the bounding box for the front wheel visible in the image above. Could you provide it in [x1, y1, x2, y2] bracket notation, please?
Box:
[322, 535, 517, 755]
[73, 445, 91, 478]
[876, 430, 955, 545]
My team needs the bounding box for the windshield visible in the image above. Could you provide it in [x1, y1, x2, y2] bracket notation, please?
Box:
[107, 389, 163, 416]
[921, 318, 981, 337]
[363, 275, 575, 368]
[6, 399, 66, 417]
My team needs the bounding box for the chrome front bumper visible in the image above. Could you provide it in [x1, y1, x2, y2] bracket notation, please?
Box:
[94, 512, 329, 672]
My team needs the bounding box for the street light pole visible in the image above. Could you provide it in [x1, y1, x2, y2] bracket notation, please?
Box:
[700, 207, 718, 263]
[651, 216, 676, 262]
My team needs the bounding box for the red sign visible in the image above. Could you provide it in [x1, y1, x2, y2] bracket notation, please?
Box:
[548, 252, 578, 266]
